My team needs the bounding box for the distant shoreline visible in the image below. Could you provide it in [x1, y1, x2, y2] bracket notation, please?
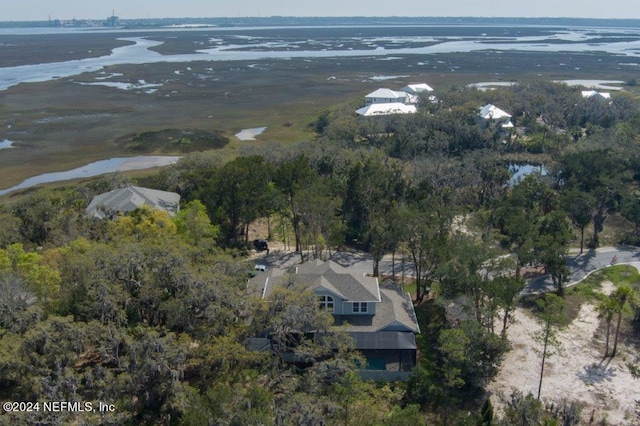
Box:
[2, 16, 640, 30]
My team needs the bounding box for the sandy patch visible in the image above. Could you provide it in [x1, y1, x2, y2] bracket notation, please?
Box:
[487, 283, 639, 424]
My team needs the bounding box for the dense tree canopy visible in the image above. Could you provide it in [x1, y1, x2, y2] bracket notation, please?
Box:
[2, 79, 640, 424]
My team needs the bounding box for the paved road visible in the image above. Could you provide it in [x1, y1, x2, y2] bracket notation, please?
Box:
[524, 245, 640, 294]
[253, 245, 640, 295]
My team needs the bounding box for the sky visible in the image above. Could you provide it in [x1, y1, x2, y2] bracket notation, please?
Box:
[4, 0, 639, 21]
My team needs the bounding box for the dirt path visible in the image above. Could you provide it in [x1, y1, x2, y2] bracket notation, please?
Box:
[487, 281, 639, 424]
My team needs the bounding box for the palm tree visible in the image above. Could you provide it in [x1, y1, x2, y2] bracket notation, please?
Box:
[596, 296, 616, 357]
[611, 285, 637, 357]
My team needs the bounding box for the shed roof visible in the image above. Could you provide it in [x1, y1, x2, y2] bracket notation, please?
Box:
[348, 331, 417, 350]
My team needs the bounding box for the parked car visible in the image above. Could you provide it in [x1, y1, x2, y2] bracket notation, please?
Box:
[255, 264, 267, 272]
[253, 239, 268, 251]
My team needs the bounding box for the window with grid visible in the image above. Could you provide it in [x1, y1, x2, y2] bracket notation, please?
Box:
[318, 295, 334, 313]
[352, 302, 368, 313]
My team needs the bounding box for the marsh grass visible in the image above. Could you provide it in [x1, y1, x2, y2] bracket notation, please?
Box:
[117, 128, 229, 153]
[2, 29, 640, 190]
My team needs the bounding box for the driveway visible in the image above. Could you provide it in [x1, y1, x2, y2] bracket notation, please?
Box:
[250, 248, 414, 277]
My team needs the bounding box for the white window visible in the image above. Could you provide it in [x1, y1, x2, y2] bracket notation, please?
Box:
[353, 302, 368, 313]
[318, 295, 334, 313]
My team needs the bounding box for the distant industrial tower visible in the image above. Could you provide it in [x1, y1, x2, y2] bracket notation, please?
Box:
[105, 10, 119, 27]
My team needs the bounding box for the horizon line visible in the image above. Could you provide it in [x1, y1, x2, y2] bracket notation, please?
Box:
[4, 15, 640, 23]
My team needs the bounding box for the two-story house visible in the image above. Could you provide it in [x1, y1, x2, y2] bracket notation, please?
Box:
[246, 259, 420, 381]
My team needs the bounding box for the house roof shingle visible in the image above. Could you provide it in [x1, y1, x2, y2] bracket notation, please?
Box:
[333, 282, 420, 333]
[248, 260, 419, 335]
[348, 331, 417, 350]
[85, 186, 180, 219]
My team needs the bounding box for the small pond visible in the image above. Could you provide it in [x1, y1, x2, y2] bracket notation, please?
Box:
[0, 139, 15, 149]
[508, 163, 548, 185]
[0, 156, 181, 196]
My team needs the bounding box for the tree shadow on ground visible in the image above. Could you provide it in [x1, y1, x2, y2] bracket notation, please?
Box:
[576, 358, 617, 384]
[567, 249, 597, 275]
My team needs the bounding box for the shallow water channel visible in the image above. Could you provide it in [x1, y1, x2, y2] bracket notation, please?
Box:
[0, 156, 180, 196]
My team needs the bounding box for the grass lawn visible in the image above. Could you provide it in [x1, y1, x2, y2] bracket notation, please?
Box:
[532, 264, 640, 323]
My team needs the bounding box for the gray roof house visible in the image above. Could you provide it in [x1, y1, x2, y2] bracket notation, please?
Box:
[85, 186, 180, 219]
[247, 259, 420, 380]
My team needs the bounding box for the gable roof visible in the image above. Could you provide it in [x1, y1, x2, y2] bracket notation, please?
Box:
[85, 186, 180, 219]
[581, 90, 611, 100]
[295, 260, 381, 302]
[356, 103, 417, 116]
[479, 104, 512, 120]
[331, 282, 419, 334]
[248, 260, 381, 302]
